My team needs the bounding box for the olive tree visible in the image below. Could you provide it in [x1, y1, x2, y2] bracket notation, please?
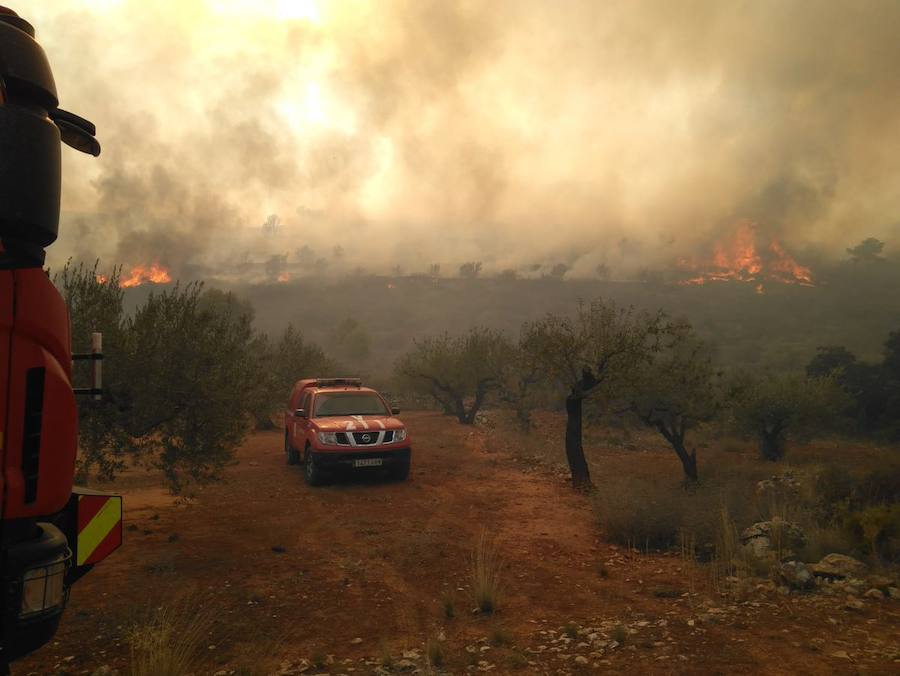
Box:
[57, 265, 267, 493]
[497, 347, 543, 432]
[396, 327, 512, 424]
[54, 260, 130, 480]
[119, 284, 261, 491]
[521, 299, 670, 489]
[496, 337, 562, 433]
[729, 371, 848, 461]
[623, 326, 719, 483]
[248, 323, 335, 429]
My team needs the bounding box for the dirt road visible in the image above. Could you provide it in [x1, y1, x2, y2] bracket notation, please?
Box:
[18, 412, 900, 675]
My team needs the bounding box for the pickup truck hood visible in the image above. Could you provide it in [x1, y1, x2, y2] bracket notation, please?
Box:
[312, 415, 405, 433]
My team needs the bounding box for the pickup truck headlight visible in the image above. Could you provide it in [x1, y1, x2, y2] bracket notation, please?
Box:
[393, 428, 407, 443]
[317, 431, 338, 445]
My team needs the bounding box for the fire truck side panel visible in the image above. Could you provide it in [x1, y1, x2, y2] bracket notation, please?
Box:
[0, 271, 13, 519]
[13, 269, 72, 380]
[2, 269, 77, 519]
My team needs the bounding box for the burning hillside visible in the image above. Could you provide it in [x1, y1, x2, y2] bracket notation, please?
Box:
[677, 222, 814, 289]
[96, 263, 172, 287]
[121, 263, 172, 287]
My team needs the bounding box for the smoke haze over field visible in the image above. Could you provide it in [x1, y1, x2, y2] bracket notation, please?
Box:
[30, 0, 900, 281]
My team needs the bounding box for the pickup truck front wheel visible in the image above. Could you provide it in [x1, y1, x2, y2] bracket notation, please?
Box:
[304, 446, 325, 486]
[389, 459, 411, 481]
[285, 431, 300, 465]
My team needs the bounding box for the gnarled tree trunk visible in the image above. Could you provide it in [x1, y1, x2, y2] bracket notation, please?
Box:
[515, 406, 532, 432]
[564, 394, 593, 489]
[671, 437, 699, 483]
[254, 413, 276, 431]
[759, 429, 784, 461]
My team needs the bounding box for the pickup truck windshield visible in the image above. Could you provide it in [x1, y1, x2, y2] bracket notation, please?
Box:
[314, 393, 388, 417]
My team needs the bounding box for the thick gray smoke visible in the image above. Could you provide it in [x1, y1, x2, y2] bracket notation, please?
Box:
[30, 0, 900, 282]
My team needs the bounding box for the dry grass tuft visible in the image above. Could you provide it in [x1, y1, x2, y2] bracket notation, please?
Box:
[127, 602, 210, 676]
[441, 593, 455, 620]
[426, 637, 445, 668]
[470, 530, 503, 614]
[489, 627, 513, 646]
[800, 524, 857, 563]
[714, 507, 741, 577]
[593, 459, 768, 556]
[378, 641, 394, 669]
[507, 651, 529, 670]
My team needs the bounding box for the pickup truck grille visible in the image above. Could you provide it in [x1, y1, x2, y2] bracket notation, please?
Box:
[330, 430, 397, 446]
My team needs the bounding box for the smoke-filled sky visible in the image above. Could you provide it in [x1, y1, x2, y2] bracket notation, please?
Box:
[28, 0, 900, 281]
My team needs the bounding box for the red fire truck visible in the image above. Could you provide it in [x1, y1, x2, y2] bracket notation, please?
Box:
[0, 7, 122, 670]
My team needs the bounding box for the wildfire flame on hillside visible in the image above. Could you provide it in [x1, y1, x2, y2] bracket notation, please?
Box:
[277, 272, 291, 283]
[120, 263, 172, 288]
[677, 221, 813, 289]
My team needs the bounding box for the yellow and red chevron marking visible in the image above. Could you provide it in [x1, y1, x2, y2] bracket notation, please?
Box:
[76, 494, 123, 566]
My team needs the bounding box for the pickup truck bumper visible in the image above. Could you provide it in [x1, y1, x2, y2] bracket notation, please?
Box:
[310, 447, 410, 469]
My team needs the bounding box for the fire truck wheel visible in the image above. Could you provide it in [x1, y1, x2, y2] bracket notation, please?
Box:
[304, 446, 325, 486]
[285, 431, 300, 465]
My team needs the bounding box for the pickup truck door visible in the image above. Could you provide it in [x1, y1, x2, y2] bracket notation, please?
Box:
[292, 391, 311, 442]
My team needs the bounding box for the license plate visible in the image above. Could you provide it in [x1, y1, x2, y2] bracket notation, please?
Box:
[353, 458, 383, 468]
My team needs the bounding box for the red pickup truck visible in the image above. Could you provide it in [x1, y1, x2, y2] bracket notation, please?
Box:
[284, 378, 411, 485]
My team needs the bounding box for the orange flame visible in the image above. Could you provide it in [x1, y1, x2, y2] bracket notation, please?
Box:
[120, 263, 172, 288]
[277, 272, 291, 283]
[95, 274, 109, 284]
[678, 222, 813, 288]
[767, 240, 813, 285]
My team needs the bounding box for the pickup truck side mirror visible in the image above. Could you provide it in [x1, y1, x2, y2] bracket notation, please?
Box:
[391, 406, 400, 415]
[295, 408, 306, 418]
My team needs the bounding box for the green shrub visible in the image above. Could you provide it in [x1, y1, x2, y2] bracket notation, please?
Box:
[806, 463, 900, 562]
[843, 503, 900, 562]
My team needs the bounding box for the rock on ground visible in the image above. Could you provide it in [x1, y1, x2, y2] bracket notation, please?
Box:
[810, 553, 868, 580]
[776, 561, 815, 591]
[741, 519, 806, 558]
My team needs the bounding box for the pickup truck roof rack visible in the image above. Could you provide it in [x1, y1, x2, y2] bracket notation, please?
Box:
[315, 377, 362, 388]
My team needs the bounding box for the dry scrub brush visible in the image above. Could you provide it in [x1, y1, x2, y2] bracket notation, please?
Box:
[591, 446, 788, 550]
[127, 601, 212, 676]
[470, 530, 503, 614]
